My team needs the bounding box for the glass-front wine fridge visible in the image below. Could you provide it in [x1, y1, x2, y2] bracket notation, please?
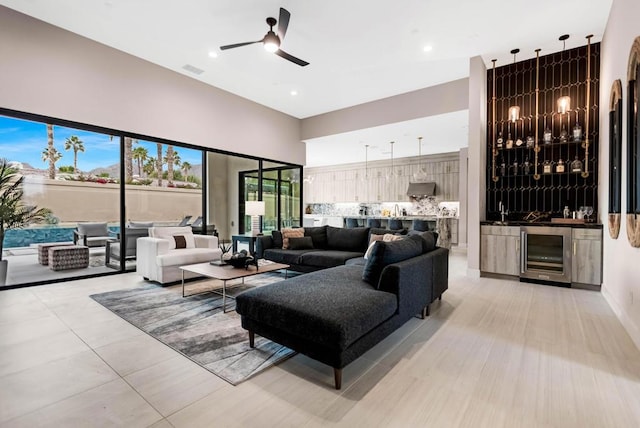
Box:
[520, 226, 572, 284]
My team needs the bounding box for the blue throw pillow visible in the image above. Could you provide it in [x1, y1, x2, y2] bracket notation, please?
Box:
[362, 235, 423, 286]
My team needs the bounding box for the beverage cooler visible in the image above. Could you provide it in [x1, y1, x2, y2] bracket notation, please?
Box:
[520, 226, 572, 284]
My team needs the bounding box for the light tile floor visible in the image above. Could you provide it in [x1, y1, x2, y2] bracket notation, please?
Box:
[1, 248, 639, 427]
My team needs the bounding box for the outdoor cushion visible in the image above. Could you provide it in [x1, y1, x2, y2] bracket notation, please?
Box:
[77, 222, 109, 237]
[236, 265, 397, 350]
[299, 250, 365, 268]
[326, 226, 369, 252]
[362, 235, 424, 286]
[128, 221, 153, 228]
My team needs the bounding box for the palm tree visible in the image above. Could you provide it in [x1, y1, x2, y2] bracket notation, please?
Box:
[0, 159, 51, 269]
[156, 143, 163, 186]
[45, 124, 59, 179]
[41, 147, 62, 177]
[124, 137, 135, 183]
[132, 146, 148, 177]
[143, 157, 156, 178]
[165, 146, 176, 186]
[181, 161, 192, 179]
[64, 135, 85, 174]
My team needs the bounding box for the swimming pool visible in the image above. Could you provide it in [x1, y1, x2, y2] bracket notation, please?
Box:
[3, 225, 120, 248]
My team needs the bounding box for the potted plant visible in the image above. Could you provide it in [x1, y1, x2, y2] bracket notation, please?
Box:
[0, 159, 50, 285]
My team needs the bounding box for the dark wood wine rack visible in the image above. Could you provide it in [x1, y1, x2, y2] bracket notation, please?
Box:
[486, 42, 600, 222]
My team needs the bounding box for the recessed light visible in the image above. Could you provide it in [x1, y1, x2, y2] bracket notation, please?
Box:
[290, 90, 298, 96]
[208, 51, 218, 58]
[423, 45, 433, 52]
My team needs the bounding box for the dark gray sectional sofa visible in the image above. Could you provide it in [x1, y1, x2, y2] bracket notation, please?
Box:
[255, 225, 406, 272]
[236, 230, 449, 389]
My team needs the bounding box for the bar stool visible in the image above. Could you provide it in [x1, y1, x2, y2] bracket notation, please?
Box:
[388, 219, 403, 230]
[411, 219, 432, 232]
[345, 218, 360, 228]
[367, 218, 382, 228]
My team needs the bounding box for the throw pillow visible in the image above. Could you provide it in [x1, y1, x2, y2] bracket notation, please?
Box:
[382, 233, 405, 242]
[408, 230, 437, 253]
[282, 227, 305, 249]
[173, 235, 187, 249]
[288, 236, 314, 250]
[369, 234, 384, 245]
[272, 230, 283, 248]
[362, 235, 423, 287]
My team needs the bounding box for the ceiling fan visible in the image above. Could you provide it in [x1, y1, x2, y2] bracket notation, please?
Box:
[220, 7, 309, 67]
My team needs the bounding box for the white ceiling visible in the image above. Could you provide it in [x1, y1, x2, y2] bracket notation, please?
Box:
[305, 110, 469, 167]
[0, 0, 612, 165]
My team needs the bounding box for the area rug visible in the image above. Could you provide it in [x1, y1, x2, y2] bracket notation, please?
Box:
[90, 273, 295, 385]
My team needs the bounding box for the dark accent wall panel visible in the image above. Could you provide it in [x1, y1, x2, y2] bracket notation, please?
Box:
[486, 43, 600, 221]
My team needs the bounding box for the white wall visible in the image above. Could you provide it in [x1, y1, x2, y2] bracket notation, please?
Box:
[466, 56, 487, 277]
[0, 6, 304, 166]
[300, 78, 469, 140]
[599, 0, 640, 349]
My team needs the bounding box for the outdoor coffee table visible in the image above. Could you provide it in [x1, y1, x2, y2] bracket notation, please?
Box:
[179, 261, 289, 312]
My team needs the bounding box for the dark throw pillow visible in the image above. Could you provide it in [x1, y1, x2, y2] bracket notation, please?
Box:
[272, 230, 283, 248]
[304, 225, 328, 249]
[287, 236, 314, 250]
[173, 235, 187, 249]
[408, 230, 438, 253]
[362, 235, 423, 287]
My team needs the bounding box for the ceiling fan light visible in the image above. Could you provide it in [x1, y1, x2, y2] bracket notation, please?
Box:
[263, 32, 280, 52]
[264, 42, 279, 52]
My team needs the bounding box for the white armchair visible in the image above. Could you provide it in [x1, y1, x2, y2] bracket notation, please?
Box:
[136, 226, 222, 284]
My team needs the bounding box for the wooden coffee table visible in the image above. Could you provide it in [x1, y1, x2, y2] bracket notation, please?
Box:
[179, 261, 289, 312]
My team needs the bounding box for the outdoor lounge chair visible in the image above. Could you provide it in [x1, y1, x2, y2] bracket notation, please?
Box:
[73, 222, 112, 247]
[177, 216, 192, 227]
[105, 227, 149, 267]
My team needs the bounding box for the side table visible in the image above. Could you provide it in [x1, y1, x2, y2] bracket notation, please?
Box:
[231, 234, 260, 256]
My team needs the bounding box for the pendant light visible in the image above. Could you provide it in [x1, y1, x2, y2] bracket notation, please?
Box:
[556, 35, 571, 115]
[507, 49, 521, 124]
[413, 136, 428, 181]
[385, 141, 395, 181]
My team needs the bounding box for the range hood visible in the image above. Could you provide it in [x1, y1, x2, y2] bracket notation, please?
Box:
[406, 182, 436, 197]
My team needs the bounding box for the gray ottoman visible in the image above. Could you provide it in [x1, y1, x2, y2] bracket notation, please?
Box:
[48, 245, 90, 271]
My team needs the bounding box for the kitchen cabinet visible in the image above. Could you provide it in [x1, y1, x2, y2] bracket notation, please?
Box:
[480, 225, 520, 275]
[571, 229, 602, 285]
[304, 153, 460, 204]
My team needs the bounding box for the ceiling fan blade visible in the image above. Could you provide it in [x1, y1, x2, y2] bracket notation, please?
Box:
[277, 7, 290, 41]
[275, 49, 309, 67]
[220, 40, 262, 50]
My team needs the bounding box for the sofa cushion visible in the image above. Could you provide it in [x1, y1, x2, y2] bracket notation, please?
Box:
[408, 230, 438, 253]
[263, 248, 316, 265]
[282, 228, 305, 249]
[304, 225, 328, 249]
[272, 230, 283, 248]
[236, 265, 397, 350]
[156, 248, 220, 267]
[299, 250, 365, 268]
[288, 236, 314, 250]
[362, 235, 424, 286]
[326, 226, 369, 252]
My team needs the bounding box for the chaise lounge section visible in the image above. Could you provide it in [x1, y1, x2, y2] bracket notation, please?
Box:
[236, 231, 448, 389]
